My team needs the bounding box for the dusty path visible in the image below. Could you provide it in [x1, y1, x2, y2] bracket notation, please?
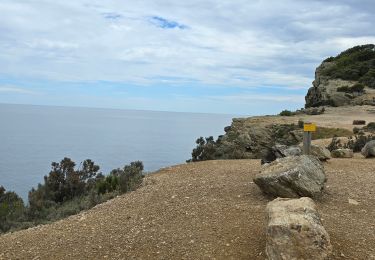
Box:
[0, 158, 374, 259]
[243, 105, 375, 130]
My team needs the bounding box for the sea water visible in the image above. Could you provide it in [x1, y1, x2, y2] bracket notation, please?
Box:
[0, 103, 235, 200]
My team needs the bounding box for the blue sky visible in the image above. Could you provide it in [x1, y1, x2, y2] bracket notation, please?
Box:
[0, 0, 374, 115]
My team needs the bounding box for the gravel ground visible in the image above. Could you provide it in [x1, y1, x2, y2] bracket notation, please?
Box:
[0, 158, 374, 259]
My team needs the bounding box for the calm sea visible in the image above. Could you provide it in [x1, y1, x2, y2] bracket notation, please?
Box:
[0, 103, 235, 201]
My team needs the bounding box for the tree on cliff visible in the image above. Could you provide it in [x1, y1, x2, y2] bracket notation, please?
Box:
[0, 186, 26, 233]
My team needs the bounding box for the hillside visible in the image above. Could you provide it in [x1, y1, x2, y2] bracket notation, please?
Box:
[305, 44, 375, 107]
[0, 157, 374, 259]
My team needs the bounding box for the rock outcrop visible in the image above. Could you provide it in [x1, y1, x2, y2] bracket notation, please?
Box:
[305, 45, 375, 108]
[254, 155, 326, 198]
[361, 140, 375, 158]
[190, 120, 303, 162]
[266, 197, 332, 260]
[331, 148, 354, 158]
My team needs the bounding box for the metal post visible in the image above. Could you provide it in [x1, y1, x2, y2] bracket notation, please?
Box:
[303, 131, 312, 155]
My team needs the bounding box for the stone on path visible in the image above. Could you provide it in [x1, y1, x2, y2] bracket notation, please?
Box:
[310, 144, 331, 161]
[266, 197, 332, 260]
[254, 155, 326, 198]
[331, 148, 354, 158]
[361, 140, 375, 158]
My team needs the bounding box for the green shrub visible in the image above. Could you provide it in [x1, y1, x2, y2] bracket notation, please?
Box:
[324, 56, 335, 62]
[337, 84, 365, 93]
[353, 120, 366, 125]
[328, 134, 375, 153]
[351, 83, 365, 93]
[321, 44, 375, 87]
[298, 119, 304, 129]
[337, 86, 349, 92]
[365, 122, 375, 132]
[189, 136, 218, 162]
[312, 127, 353, 140]
[353, 127, 361, 134]
[346, 134, 375, 152]
[1, 158, 145, 235]
[0, 187, 26, 233]
[279, 110, 294, 116]
[327, 137, 342, 152]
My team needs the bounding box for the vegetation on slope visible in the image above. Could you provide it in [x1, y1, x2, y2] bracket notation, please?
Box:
[0, 158, 144, 234]
[322, 44, 375, 88]
[187, 119, 353, 163]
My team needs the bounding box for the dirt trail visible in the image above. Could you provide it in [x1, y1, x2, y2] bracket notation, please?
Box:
[242, 105, 375, 130]
[0, 158, 374, 259]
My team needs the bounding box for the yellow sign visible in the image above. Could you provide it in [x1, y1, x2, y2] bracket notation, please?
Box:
[304, 123, 317, 132]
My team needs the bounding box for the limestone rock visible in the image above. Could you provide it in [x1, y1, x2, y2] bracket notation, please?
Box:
[331, 149, 354, 158]
[254, 155, 326, 198]
[310, 145, 331, 161]
[305, 59, 375, 108]
[211, 120, 303, 160]
[273, 144, 302, 158]
[361, 140, 375, 158]
[266, 197, 332, 260]
[261, 145, 302, 164]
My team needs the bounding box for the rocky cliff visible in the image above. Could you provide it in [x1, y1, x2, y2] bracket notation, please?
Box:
[305, 44, 375, 107]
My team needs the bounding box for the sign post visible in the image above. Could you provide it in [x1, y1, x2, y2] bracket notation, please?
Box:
[303, 122, 316, 155]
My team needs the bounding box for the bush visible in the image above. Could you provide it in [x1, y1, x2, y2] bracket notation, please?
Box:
[328, 133, 375, 153]
[324, 56, 335, 62]
[0, 187, 26, 233]
[353, 120, 366, 125]
[321, 44, 375, 86]
[312, 127, 353, 140]
[298, 119, 304, 128]
[353, 127, 361, 134]
[327, 137, 342, 152]
[279, 110, 294, 116]
[364, 122, 375, 132]
[189, 136, 218, 162]
[346, 134, 375, 152]
[337, 86, 349, 92]
[351, 83, 365, 93]
[337, 84, 365, 93]
[1, 158, 145, 235]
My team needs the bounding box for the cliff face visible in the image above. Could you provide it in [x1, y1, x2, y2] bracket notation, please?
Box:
[305, 44, 375, 108]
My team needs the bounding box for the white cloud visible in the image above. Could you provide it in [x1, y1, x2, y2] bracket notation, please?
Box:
[0, 86, 36, 94]
[0, 0, 373, 90]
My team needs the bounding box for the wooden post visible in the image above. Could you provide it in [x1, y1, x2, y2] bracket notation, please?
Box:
[303, 122, 316, 155]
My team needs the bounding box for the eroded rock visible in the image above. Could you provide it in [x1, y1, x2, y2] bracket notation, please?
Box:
[361, 140, 375, 158]
[266, 197, 332, 260]
[310, 145, 331, 161]
[254, 155, 326, 198]
[331, 149, 354, 158]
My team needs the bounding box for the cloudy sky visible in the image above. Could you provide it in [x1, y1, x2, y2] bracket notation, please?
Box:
[0, 0, 374, 115]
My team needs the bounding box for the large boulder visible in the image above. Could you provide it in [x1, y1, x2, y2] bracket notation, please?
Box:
[331, 148, 354, 158]
[310, 144, 331, 161]
[254, 155, 326, 198]
[261, 145, 302, 164]
[272, 144, 302, 158]
[266, 197, 332, 260]
[361, 140, 375, 158]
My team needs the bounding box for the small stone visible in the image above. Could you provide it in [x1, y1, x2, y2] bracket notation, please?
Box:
[348, 199, 359, 205]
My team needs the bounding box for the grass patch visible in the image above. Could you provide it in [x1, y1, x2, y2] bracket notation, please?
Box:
[312, 127, 353, 140]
